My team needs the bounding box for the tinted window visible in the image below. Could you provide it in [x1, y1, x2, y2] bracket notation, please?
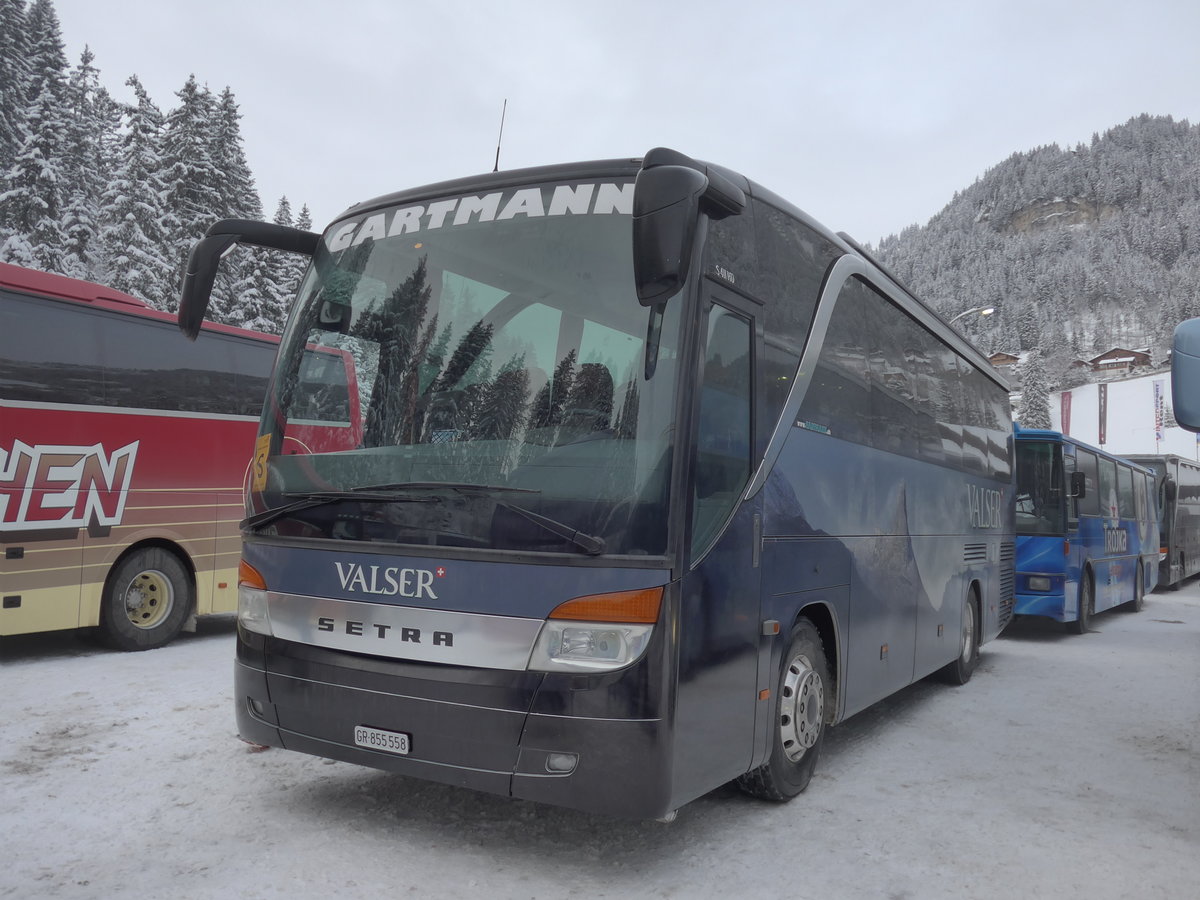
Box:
[1117, 465, 1135, 520]
[0, 287, 273, 415]
[749, 200, 840, 447]
[1098, 457, 1118, 518]
[692, 305, 752, 557]
[1075, 449, 1100, 516]
[798, 277, 872, 445]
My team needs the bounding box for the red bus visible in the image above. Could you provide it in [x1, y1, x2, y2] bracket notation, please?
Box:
[0, 262, 358, 649]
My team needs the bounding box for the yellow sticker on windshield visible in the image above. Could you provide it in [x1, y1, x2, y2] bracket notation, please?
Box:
[251, 434, 270, 492]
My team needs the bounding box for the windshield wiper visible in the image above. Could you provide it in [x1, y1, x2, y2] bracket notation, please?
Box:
[498, 501, 607, 556]
[352, 482, 539, 495]
[348, 483, 605, 554]
[242, 489, 439, 531]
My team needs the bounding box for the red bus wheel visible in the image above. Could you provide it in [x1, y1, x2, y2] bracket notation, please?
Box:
[98, 548, 192, 651]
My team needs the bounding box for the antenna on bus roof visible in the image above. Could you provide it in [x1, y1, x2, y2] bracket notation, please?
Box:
[493, 99, 507, 172]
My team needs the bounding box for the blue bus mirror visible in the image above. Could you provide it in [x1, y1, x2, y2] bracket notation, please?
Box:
[1171, 317, 1200, 431]
[1070, 471, 1087, 499]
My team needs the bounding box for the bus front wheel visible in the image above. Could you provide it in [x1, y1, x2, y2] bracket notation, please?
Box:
[98, 548, 192, 651]
[1068, 571, 1094, 635]
[736, 619, 829, 802]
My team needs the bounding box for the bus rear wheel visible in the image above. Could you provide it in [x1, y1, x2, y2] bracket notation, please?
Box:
[1068, 570, 1094, 635]
[98, 548, 192, 651]
[736, 619, 829, 802]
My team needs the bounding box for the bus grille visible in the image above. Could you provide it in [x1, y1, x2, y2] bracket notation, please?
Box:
[998, 541, 1015, 628]
[963, 543, 988, 563]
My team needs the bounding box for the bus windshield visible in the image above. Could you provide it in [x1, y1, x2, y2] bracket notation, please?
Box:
[1015, 439, 1065, 535]
[253, 179, 683, 557]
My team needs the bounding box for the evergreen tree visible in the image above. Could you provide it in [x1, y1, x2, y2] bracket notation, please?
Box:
[1016, 350, 1053, 429]
[0, 0, 69, 269]
[0, 0, 30, 186]
[59, 47, 111, 279]
[161, 75, 221, 303]
[99, 75, 174, 307]
[261, 195, 300, 328]
[211, 87, 261, 220]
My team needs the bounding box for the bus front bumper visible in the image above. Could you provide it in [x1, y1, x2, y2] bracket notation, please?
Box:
[233, 640, 674, 820]
[1013, 591, 1069, 622]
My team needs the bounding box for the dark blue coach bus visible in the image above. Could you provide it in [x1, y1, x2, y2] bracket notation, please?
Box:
[1014, 427, 1158, 632]
[178, 148, 1015, 820]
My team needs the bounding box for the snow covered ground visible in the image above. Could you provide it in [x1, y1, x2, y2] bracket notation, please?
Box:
[2, 586, 1197, 900]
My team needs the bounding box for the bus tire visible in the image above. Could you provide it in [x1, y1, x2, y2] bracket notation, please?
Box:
[98, 548, 192, 651]
[1068, 569, 1094, 635]
[736, 619, 829, 802]
[938, 591, 979, 686]
[1120, 563, 1145, 613]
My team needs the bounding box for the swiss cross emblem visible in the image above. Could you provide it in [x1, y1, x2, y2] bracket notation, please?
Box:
[435, 567, 446, 578]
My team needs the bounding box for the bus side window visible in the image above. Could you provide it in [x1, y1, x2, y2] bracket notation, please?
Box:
[1064, 451, 1079, 529]
[691, 305, 751, 558]
[1117, 465, 1135, 522]
[1098, 457, 1119, 519]
[1134, 470, 1148, 525]
[1076, 449, 1100, 517]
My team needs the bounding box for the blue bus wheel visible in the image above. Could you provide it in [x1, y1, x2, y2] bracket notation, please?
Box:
[735, 619, 829, 802]
[1068, 571, 1094, 635]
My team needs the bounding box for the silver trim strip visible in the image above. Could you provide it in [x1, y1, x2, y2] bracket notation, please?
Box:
[266, 591, 543, 669]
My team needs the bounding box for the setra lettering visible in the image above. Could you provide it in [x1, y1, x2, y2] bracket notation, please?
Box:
[314, 615, 452, 646]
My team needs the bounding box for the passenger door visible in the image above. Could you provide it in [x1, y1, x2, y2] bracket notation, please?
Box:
[673, 288, 763, 790]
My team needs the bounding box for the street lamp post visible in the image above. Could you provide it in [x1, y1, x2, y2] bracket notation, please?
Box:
[949, 306, 995, 325]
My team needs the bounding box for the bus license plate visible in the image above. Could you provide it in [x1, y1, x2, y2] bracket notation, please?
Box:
[354, 725, 410, 755]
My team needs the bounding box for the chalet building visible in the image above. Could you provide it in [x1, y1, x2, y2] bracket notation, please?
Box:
[987, 351, 1020, 377]
[1086, 347, 1151, 375]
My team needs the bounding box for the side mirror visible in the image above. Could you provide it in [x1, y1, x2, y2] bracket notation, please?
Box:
[1069, 471, 1087, 499]
[178, 218, 320, 340]
[632, 164, 707, 305]
[1171, 317, 1200, 431]
[632, 148, 747, 306]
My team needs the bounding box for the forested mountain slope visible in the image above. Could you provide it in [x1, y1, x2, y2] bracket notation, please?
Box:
[877, 114, 1200, 389]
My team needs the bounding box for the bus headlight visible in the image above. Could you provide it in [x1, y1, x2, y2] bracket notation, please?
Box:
[1027, 576, 1052, 592]
[529, 621, 653, 672]
[527, 586, 662, 673]
[238, 559, 273, 636]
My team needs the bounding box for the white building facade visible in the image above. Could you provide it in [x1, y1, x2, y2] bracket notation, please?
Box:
[1047, 371, 1200, 458]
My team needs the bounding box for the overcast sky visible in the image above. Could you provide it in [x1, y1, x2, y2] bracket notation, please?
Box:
[53, 0, 1200, 245]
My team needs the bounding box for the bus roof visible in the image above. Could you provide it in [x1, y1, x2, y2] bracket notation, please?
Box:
[0, 261, 278, 345]
[1015, 425, 1155, 473]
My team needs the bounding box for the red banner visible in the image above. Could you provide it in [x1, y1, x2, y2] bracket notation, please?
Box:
[1098, 383, 1108, 445]
[1061, 391, 1072, 435]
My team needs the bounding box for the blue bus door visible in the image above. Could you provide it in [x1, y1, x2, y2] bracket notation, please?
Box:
[672, 291, 763, 795]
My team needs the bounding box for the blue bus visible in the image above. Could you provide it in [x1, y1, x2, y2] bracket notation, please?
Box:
[1014, 426, 1158, 632]
[177, 148, 1015, 820]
